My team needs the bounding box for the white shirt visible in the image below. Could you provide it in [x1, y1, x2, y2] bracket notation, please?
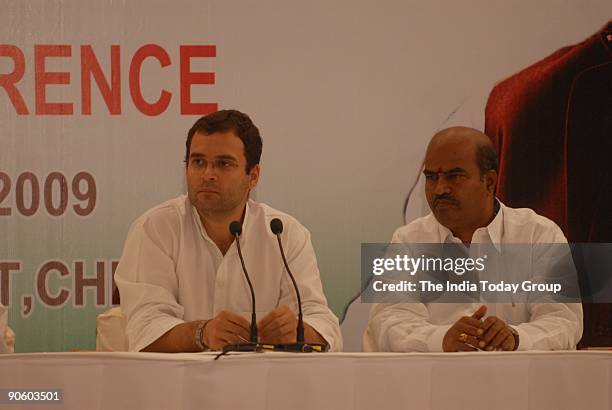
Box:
[115, 195, 341, 352]
[365, 202, 583, 352]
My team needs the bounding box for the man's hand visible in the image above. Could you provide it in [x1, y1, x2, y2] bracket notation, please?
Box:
[202, 310, 251, 350]
[442, 305, 486, 352]
[257, 305, 298, 344]
[480, 315, 516, 351]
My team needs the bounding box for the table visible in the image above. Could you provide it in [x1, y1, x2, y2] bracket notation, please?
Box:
[0, 351, 610, 410]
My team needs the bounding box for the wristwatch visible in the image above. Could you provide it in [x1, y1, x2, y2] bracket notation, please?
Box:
[508, 326, 519, 351]
[195, 320, 210, 351]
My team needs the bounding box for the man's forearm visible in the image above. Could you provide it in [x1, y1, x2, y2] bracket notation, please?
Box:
[141, 321, 202, 353]
[143, 320, 327, 351]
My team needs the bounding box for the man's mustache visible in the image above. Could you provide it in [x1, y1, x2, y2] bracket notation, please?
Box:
[433, 195, 458, 206]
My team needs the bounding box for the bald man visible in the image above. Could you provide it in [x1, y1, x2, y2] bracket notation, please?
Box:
[365, 127, 583, 352]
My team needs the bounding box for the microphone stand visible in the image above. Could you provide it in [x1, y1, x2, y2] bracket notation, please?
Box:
[219, 221, 262, 356]
[270, 218, 328, 353]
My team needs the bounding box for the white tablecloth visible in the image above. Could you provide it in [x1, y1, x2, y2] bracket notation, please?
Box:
[0, 351, 610, 410]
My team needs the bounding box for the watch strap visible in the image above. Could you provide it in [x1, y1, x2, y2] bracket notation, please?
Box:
[195, 320, 210, 351]
[508, 326, 519, 351]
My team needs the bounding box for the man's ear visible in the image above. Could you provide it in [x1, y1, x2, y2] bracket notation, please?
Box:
[486, 170, 498, 194]
[248, 164, 260, 189]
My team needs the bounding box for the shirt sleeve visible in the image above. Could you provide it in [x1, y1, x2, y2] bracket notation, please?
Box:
[365, 302, 451, 352]
[277, 222, 343, 351]
[364, 227, 451, 352]
[114, 213, 185, 352]
[515, 302, 583, 350]
[517, 224, 583, 350]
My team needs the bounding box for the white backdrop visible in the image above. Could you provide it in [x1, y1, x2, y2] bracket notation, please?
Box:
[1, 0, 610, 351]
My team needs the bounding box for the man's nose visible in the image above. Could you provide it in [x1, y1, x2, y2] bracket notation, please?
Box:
[433, 176, 451, 195]
[201, 164, 218, 180]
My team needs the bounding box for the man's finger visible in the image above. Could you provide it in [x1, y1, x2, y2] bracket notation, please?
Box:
[258, 314, 285, 333]
[463, 335, 482, 350]
[260, 312, 295, 335]
[209, 324, 250, 348]
[208, 328, 234, 348]
[220, 320, 251, 339]
[482, 316, 498, 332]
[262, 322, 295, 341]
[489, 328, 511, 348]
[482, 320, 505, 344]
[457, 323, 484, 337]
[257, 307, 285, 329]
[459, 316, 486, 328]
[501, 334, 515, 351]
[221, 311, 251, 331]
[471, 305, 487, 320]
[219, 329, 244, 345]
[278, 321, 296, 336]
[259, 305, 296, 329]
[257, 315, 272, 330]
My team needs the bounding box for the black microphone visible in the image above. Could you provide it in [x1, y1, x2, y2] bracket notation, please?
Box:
[271, 218, 324, 352]
[229, 221, 258, 345]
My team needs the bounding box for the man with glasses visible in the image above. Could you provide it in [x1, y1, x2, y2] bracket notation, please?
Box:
[365, 126, 582, 352]
[115, 110, 341, 352]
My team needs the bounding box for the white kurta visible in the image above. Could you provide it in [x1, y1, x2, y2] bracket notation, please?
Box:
[365, 202, 583, 352]
[115, 195, 341, 352]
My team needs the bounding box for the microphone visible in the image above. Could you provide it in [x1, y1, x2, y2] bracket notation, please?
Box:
[270, 218, 326, 352]
[270, 218, 305, 344]
[228, 221, 258, 346]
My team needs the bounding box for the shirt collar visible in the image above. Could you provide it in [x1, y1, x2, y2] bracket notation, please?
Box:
[189, 198, 253, 249]
[241, 200, 253, 240]
[435, 199, 504, 251]
[190, 200, 211, 244]
[486, 200, 504, 248]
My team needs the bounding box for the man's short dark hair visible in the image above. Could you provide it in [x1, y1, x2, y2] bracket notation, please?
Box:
[185, 109, 263, 172]
[476, 142, 499, 177]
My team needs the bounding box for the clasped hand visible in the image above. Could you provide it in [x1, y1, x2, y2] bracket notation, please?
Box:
[442, 305, 516, 352]
[202, 305, 298, 350]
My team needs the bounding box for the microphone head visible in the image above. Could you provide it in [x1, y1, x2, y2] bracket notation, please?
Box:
[229, 221, 242, 236]
[270, 218, 283, 235]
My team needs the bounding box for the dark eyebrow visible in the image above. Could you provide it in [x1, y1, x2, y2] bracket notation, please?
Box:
[214, 155, 238, 162]
[188, 153, 238, 162]
[423, 167, 466, 174]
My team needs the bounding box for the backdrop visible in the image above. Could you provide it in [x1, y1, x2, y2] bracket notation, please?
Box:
[1, 0, 610, 351]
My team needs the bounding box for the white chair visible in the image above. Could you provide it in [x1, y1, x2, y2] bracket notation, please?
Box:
[96, 307, 129, 352]
[339, 295, 373, 352]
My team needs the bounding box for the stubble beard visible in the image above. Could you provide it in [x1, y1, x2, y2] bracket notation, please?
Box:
[189, 181, 251, 220]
